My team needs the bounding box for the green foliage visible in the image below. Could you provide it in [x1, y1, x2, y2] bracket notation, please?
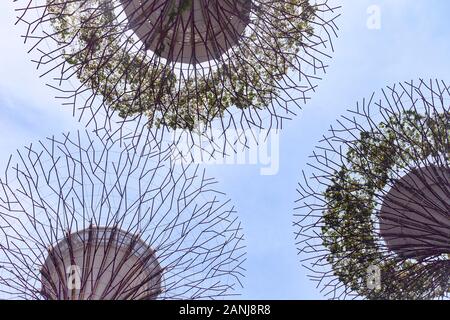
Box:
[323, 110, 450, 299]
[47, 0, 316, 130]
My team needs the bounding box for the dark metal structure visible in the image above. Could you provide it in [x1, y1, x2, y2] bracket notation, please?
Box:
[0, 128, 246, 299]
[294, 79, 450, 299]
[14, 0, 340, 155]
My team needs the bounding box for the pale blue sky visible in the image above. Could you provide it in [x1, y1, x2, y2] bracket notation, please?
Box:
[1, 0, 450, 299]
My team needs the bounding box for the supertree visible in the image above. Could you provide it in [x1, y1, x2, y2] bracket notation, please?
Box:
[0, 128, 246, 299]
[14, 0, 340, 155]
[294, 79, 450, 300]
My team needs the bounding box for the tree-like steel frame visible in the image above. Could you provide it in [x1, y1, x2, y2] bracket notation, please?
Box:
[294, 79, 450, 300]
[14, 0, 340, 156]
[0, 127, 246, 299]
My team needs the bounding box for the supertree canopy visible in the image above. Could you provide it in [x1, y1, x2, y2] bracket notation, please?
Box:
[14, 0, 340, 153]
[294, 79, 450, 300]
[0, 128, 246, 299]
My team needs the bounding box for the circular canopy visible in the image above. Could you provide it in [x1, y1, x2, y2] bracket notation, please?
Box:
[122, 0, 251, 63]
[41, 226, 162, 300]
[380, 166, 450, 260]
[295, 79, 450, 300]
[0, 129, 246, 300]
[15, 0, 340, 155]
